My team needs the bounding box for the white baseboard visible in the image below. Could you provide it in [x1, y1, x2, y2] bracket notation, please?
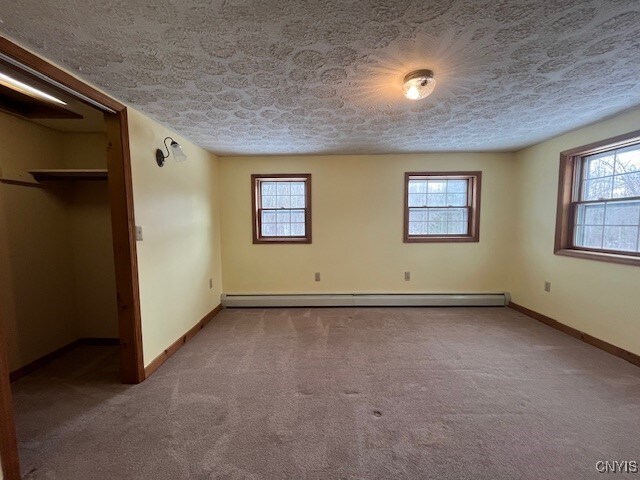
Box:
[221, 293, 510, 308]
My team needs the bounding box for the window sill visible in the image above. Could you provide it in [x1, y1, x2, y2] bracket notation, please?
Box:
[404, 235, 479, 243]
[555, 248, 640, 267]
[253, 237, 311, 244]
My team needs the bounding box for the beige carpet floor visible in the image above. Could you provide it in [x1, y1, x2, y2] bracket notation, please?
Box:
[11, 307, 640, 479]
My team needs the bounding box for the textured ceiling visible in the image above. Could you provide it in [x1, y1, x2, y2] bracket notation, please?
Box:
[1, 1, 639, 155]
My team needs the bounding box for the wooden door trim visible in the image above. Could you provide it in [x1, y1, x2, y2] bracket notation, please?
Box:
[0, 321, 19, 480]
[106, 108, 145, 384]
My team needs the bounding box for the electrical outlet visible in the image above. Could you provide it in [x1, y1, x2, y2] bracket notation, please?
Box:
[404, 271, 410, 281]
[135, 225, 143, 241]
[209, 278, 213, 289]
[544, 281, 551, 292]
[315, 272, 321, 282]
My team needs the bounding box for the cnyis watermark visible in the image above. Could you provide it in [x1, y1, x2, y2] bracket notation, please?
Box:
[596, 461, 639, 474]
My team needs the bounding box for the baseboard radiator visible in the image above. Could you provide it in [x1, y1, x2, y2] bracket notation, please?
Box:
[222, 293, 510, 308]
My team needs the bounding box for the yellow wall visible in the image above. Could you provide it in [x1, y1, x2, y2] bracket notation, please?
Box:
[0, 106, 224, 371]
[126, 109, 222, 367]
[61, 132, 108, 169]
[0, 112, 118, 370]
[67, 182, 118, 338]
[220, 153, 517, 294]
[510, 107, 640, 357]
[0, 113, 77, 370]
[63, 132, 118, 339]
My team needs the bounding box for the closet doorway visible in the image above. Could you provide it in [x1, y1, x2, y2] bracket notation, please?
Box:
[0, 37, 144, 480]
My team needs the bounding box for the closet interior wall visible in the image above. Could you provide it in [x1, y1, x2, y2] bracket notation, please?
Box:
[0, 110, 118, 372]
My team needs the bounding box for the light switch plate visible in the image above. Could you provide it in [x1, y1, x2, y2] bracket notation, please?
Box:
[135, 225, 143, 241]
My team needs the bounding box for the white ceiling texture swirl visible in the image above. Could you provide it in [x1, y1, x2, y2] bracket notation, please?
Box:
[0, 0, 639, 155]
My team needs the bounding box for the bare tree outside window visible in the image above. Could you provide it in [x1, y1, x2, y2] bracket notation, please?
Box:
[575, 144, 640, 253]
[251, 174, 312, 244]
[555, 131, 640, 267]
[404, 172, 481, 243]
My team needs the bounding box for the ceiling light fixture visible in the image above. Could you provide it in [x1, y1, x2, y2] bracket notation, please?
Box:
[0, 71, 68, 105]
[402, 69, 436, 100]
[156, 137, 188, 167]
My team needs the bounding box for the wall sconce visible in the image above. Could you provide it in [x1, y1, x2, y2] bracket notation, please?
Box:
[156, 137, 187, 167]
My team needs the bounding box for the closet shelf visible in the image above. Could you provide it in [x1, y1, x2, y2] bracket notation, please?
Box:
[29, 169, 108, 181]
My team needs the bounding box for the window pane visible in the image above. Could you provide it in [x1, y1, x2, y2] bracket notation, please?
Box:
[427, 222, 447, 235]
[290, 182, 305, 195]
[426, 194, 446, 206]
[261, 182, 277, 195]
[428, 208, 448, 222]
[605, 201, 640, 226]
[612, 172, 640, 198]
[614, 144, 640, 174]
[409, 222, 428, 235]
[409, 208, 428, 222]
[575, 200, 640, 252]
[290, 195, 305, 208]
[603, 226, 639, 252]
[408, 208, 469, 237]
[576, 203, 605, 226]
[447, 180, 468, 193]
[291, 210, 305, 223]
[448, 222, 467, 235]
[408, 193, 426, 207]
[583, 177, 613, 201]
[276, 210, 290, 223]
[276, 183, 291, 196]
[291, 223, 305, 236]
[261, 211, 276, 224]
[427, 180, 447, 193]
[262, 195, 276, 208]
[446, 194, 467, 206]
[406, 174, 477, 240]
[256, 177, 309, 240]
[276, 195, 291, 208]
[408, 180, 427, 193]
[448, 208, 468, 222]
[570, 144, 640, 255]
[276, 223, 291, 236]
[262, 223, 277, 236]
[584, 152, 615, 179]
[575, 225, 603, 248]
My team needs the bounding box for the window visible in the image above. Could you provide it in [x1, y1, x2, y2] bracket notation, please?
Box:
[251, 174, 311, 244]
[404, 172, 481, 242]
[555, 130, 640, 266]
